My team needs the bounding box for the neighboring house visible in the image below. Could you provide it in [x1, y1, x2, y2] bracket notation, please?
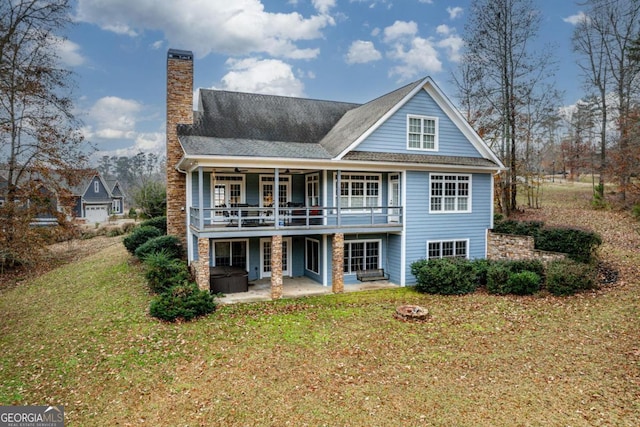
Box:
[69, 172, 124, 223]
[165, 49, 505, 295]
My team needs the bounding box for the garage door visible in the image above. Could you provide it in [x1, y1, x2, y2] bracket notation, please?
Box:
[85, 205, 109, 223]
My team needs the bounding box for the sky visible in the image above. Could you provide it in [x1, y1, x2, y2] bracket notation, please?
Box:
[59, 0, 589, 161]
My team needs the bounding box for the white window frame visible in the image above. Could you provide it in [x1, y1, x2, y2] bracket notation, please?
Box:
[427, 239, 469, 259]
[211, 174, 246, 207]
[305, 238, 320, 274]
[407, 114, 438, 151]
[335, 173, 382, 212]
[306, 173, 319, 207]
[112, 199, 121, 213]
[429, 173, 471, 213]
[343, 239, 382, 274]
[94, 181, 100, 193]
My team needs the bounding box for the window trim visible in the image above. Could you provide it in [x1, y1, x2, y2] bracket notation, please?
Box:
[407, 114, 439, 151]
[426, 239, 470, 260]
[343, 238, 382, 275]
[93, 181, 100, 193]
[211, 174, 246, 207]
[335, 173, 382, 212]
[306, 173, 319, 207]
[429, 173, 472, 214]
[305, 238, 320, 274]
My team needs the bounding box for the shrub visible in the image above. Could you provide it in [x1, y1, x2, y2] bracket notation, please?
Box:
[506, 271, 541, 295]
[486, 262, 513, 295]
[122, 226, 162, 255]
[135, 235, 183, 260]
[411, 257, 478, 295]
[149, 283, 216, 322]
[128, 207, 137, 219]
[121, 222, 137, 233]
[546, 259, 597, 296]
[143, 251, 191, 294]
[632, 203, 640, 221]
[509, 259, 545, 278]
[536, 227, 602, 263]
[493, 219, 544, 237]
[471, 258, 492, 287]
[140, 216, 167, 234]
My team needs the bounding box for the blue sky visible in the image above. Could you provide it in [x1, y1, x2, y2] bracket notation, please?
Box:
[61, 0, 587, 160]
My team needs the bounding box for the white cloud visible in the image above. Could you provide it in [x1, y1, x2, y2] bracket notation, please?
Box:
[563, 11, 588, 25]
[387, 37, 442, 80]
[446, 6, 463, 20]
[75, 0, 334, 60]
[383, 20, 418, 43]
[85, 97, 143, 140]
[437, 34, 464, 62]
[150, 40, 164, 50]
[419, 0, 433, 3]
[436, 24, 451, 35]
[56, 38, 86, 67]
[312, 0, 336, 15]
[218, 58, 305, 97]
[345, 40, 382, 64]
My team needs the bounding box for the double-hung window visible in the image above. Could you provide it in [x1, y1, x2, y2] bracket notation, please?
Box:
[305, 238, 319, 274]
[338, 174, 381, 210]
[427, 240, 468, 259]
[407, 115, 438, 151]
[430, 174, 471, 213]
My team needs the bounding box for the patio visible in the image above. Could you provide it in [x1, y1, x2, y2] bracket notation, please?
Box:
[214, 276, 398, 304]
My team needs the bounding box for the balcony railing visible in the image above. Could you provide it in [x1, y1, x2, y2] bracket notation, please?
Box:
[189, 205, 403, 232]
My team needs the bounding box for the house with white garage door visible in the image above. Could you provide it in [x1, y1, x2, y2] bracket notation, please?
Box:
[70, 171, 124, 223]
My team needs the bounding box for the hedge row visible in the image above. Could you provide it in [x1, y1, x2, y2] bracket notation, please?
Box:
[410, 257, 597, 296]
[493, 219, 602, 264]
[121, 216, 216, 322]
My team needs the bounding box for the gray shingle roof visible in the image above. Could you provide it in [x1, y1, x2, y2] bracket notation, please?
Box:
[179, 136, 332, 159]
[181, 89, 360, 144]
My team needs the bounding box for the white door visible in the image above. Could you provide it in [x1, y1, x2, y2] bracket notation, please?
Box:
[388, 173, 400, 223]
[85, 205, 109, 223]
[260, 237, 291, 278]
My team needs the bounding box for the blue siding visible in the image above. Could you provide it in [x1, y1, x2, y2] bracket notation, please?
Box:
[387, 234, 402, 284]
[403, 171, 492, 285]
[191, 171, 212, 208]
[357, 89, 483, 158]
[83, 177, 111, 201]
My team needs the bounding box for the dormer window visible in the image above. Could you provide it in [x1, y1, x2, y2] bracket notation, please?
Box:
[407, 115, 438, 151]
[94, 181, 99, 193]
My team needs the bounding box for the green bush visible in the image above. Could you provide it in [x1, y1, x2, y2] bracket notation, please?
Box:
[143, 251, 191, 294]
[122, 226, 162, 255]
[632, 203, 640, 221]
[536, 227, 602, 263]
[149, 283, 216, 322]
[471, 258, 492, 287]
[493, 219, 544, 237]
[134, 235, 183, 260]
[486, 262, 513, 295]
[486, 260, 543, 295]
[546, 259, 597, 296]
[411, 258, 478, 295]
[128, 207, 137, 219]
[506, 271, 541, 295]
[140, 216, 167, 234]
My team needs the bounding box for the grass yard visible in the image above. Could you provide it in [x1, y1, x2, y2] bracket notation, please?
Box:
[1, 183, 639, 426]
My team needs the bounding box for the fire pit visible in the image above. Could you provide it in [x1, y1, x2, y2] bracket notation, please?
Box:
[394, 305, 429, 322]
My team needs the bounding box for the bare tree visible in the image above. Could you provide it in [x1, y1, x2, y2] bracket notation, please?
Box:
[573, 0, 640, 202]
[0, 0, 88, 267]
[457, 0, 558, 215]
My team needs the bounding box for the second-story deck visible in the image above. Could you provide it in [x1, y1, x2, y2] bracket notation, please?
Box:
[189, 205, 404, 237]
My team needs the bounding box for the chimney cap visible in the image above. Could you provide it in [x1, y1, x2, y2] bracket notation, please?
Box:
[167, 48, 193, 61]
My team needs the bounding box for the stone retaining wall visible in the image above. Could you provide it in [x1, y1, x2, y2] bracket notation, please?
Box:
[487, 231, 565, 263]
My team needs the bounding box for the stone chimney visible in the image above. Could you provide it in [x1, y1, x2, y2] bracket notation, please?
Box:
[166, 49, 193, 242]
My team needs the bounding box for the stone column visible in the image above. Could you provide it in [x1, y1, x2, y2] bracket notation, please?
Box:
[332, 233, 344, 293]
[194, 237, 210, 291]
[270, 235, 283, 299]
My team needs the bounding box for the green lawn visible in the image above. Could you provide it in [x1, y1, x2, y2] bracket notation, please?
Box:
[1, 186, 639, 426]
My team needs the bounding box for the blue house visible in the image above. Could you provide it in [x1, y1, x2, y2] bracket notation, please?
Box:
[166, 49, 504, 296]
[68, 172, 124, 223]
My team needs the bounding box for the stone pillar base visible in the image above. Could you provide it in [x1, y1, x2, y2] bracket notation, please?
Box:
[270, 235, 283, 299]
[332, 233, 344, 293]
[195, 237, 210, 291]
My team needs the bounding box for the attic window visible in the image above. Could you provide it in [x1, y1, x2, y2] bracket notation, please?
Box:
[94, 181, 99, 193]
[407, 115, 438, 151]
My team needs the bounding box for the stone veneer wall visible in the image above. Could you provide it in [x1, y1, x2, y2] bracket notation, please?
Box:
[270, 235, 283, 299]
[487, 231, 565, 263]
[166, 50, 193, 246]
[332, 233, 344, 293]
